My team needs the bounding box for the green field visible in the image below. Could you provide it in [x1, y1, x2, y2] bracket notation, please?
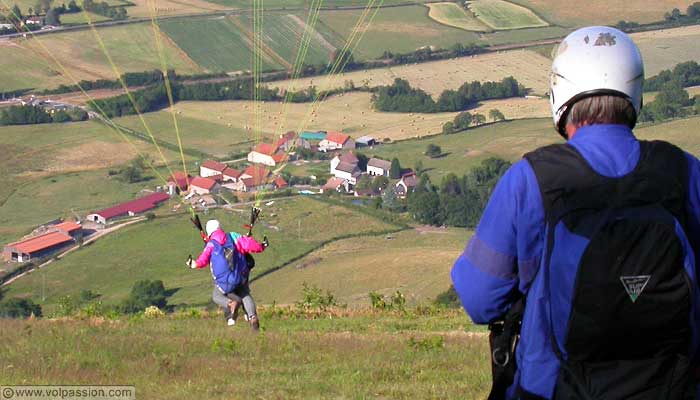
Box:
[59, 11, 111, 25]
[426, 2, 491, 32]
[204, 0, 434, 7]
[0, 23, 201, 92]
[0, 309, 490, 399]
[159, 15, 277, 72]
[5, 197, 402, 311]
[318, 5, 482, 59]
[468, 0, 548, 30]
[0, 120, 185, 244]
[254, 228, 470, 305]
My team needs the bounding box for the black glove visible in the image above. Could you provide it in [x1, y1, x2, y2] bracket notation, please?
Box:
[186, 255, 196, 269]
[262, 235, 269, 248]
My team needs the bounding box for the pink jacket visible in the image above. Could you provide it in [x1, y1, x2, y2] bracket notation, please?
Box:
[194, 229, 265, 268]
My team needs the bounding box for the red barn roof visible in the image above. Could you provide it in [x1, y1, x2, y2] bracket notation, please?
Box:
[273, 176, 288, 188]
[190, 176, 217, 190]
[243, 165, 270, 180]
[325, 131, 349, 145]
[253, 143, 279, 156]
[168, 171, 190, 190]
[201, 160, 227, 172]
[91, 192, 170, 220]
[223, 167, 242, 179]
[52, 221, 81, 234]
[8, 231, 73, 254]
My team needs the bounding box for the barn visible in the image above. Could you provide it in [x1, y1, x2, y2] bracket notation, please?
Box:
[87, 192, 170, 224]
[3, 232, 74, 262]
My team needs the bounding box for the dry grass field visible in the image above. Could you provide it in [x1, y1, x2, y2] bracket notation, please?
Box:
[0, 23, 202, 92]
[253, 228, 471, 305]
[631, 26, 700, 76]
[126, 0, 229, 18]
[426, 2, 492, 32]
[272, 49, 552, 96]
[467, 0, 548, 30]
[121, 92, 549, 153]
[509, 0, 689, 26]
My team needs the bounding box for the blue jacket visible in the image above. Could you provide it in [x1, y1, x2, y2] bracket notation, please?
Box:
[451, 124, 700, 398]
[207, 232, 249, 294]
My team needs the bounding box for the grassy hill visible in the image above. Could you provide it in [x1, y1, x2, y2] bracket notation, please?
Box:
[0, 308, 490, 399]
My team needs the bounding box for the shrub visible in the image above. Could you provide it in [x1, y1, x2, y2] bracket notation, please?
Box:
[144, 306, 165, 318]
[435, 285, 461, 308]
[408, 335, 445, 351]
[295, 283, 338, 312]
[120, 280, 168, 314]
[0, 298, 42, 318]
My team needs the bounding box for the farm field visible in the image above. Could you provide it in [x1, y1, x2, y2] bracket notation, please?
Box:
[426, 2, 491, 32]
[631, 26, 700, 76]
[59, 12, 110, 25]
[253, 228, 470, 305]
[468, 0, 549, 30]
[509, 0, 689, 26]
[0, 23, 201, 92]
[0, 120, 186, 244]
[318, 5, 482, 59]
[273, 49, 553, 96]
[126, 0, 228, 18]
[4, 197, 402, 311]
[0, 311, 490, 399]
[236, 13, 339, 68]
[204, 0, 434, 7]
[159, 15, 281, 72]
[122, 92, 548, 155]
[3, 0, 128, 15]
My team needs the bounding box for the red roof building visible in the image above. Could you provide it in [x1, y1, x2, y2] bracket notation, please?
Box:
[325, 131, 350, 145]
[3, 231, 74, 262]
[168, 171, 191, 192]
[242, 165, 270, 181]
[87, 192, 170, 224]
[253, 143, 279, 156]
[223, 167, 242, 182]
[190, 176, 219, 195]
[200, 160, 228, 177]
[52, 221, 81, 235]
[273, 176, 288, 189]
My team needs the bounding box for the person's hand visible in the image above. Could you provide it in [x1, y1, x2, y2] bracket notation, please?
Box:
[262, 236, 269, 249]
[186, 255, 197, 269]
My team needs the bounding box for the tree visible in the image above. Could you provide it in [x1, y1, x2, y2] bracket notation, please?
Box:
[0, 298, 42, 318]
[67, 0, 80, 12]
[453, 111, 472, 130]
[425, 144, 442, 158]
[121, 280, 167, 313]
[9, 4, 22, 22]
[489, 109, 505, 122]
[415, 160, 424, 175]
[390, 157, 402, 179]
[120, 162, 143, 183]
[442, 121, 454, 135]
[472, 113, 486, 125]
[688, 2, 700, 18]
[408, 190, 441, 225]
[356, 153, 368, 171]
[45, 7, 60, 25]
[370, 175, 389, 192]
[39, 0, 52, 13]
[381, 187, 403, 212]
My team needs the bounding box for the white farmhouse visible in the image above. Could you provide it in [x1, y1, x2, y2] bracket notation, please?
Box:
[330, 152, 361, 185]
[319, 131, 355, 152]
[200, 160, 227, 178]
[367, 158, 391, 177]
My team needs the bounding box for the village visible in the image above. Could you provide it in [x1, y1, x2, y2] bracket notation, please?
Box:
[2, 129, 417, 267]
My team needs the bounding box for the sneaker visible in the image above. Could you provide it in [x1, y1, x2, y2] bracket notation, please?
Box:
[227, 318, 236, 326]
[249, 315, 260, 331]
[244, 314, 249, 322]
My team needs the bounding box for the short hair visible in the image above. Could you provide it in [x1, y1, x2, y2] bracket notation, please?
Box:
[565, 95, 637, 129]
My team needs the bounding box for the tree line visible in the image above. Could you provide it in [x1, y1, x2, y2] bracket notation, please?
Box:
[372, 77, 525, 113]
[0, 104, 88, 125]
[645, 61, 700, 92]
[406, 158, 511, 228]
[82, 0, 127, 20]
[639, 82, 699, 123]
[615, 2, 700, 31]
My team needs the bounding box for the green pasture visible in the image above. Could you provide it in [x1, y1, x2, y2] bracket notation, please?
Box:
[468, 0, 548, 30]
[0, 309, 489, 399]
[426, 2, 491, 32]
[5, 197, 401, 310]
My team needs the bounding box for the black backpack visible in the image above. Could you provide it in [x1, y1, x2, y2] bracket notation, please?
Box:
[521, 140, 696, 399]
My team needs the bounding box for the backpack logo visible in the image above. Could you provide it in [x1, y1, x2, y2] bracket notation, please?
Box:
[620, 275, 651, 303]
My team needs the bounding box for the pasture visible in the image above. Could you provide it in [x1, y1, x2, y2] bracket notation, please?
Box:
[0, 23, 201, 92]
[631, 26, 700, 76]
[253, 228, 470, 305]
[508, 0, 690, 26]
[0, 310, 490, 399]
[426, 2, 491, 32]
[0, 120, 186, 244]
[318, 5, 482, 59]
[159, 15, 280, 72]
[126, 0, 228, 18]
[272, 49, 553, 96]
[4, 197, 402, 310]
[468, 0, 549, 30]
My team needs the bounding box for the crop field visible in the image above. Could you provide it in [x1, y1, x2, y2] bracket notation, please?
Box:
[204, 0, 434, 7]
[426, 2, 491, 32]
[0, 311, 490, 399]
[59, 12, 110, 25]
[253, 228, 470, 305]
[4, 197, 402, 310]
[318, 5, 482, 59]
[508, 0, 689, 26]
[0, 23, 201, 92]
[236, 13, 338, 68]
[126, 0, 228, 18]
[159, 15, 280, 72]
[468, 0, 548, 30]
[631, 26, 700, 76]
[273, 49, 552, 96]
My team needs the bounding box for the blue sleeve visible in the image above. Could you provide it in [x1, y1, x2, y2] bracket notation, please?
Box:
[686, 153, 700, 265]
[451, 160, 545, 324]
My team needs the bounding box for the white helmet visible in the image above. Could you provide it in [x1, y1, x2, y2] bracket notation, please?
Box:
[205, 219, 221, 237]
[550, 26, 644, 137]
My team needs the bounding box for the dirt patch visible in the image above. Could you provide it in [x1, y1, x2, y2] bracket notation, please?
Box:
[296, 257, 323, 269]
[46, 141, 135, 173]
[415, 225, 448, 234]
[465, 149, 484, 157]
